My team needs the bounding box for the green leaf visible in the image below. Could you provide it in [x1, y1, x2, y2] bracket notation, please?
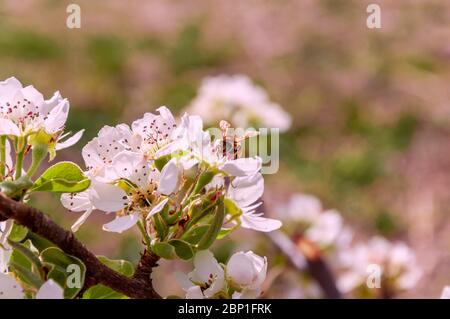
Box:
[180, 225, 210, 245]
[224, 198, 242, 220]
[154, 155, 171, 171]
[31, 161, 90, 193]
[196, 200, 225, 250]
[169, 239, 194, 260]
[40, 247, 86, 299]
[97, 256, 134, 277]
[153, 214, 168, 240]
[161, 207, 181, 226]
[8, 240, 43, 288]
[8, 239, 43, 271]
[9, 261, 44, 288]
[151, 241, 175, 259]
[217, 227, 235, 240]
[8, 222, 28, 242]
[82, 256, 133, 299]
[192, 170, 217, 195]
[83, 284, 129, 299]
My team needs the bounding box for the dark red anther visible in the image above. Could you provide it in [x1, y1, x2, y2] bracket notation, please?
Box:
[24, 144, 32, 156]
[178, 215, 190, 229]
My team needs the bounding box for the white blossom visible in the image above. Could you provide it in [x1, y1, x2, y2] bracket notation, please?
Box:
[226, 251, 267, 299]
[176, 250, 225, 299]
[338, 237, 422, 294]
[277, 194, 348, 249]
[0, 77, 83, 150]
[60, 105, 282, 238]
[187, 74, 291, 132]
[441, 286, 450, 299]
[279, 194, 322, 223]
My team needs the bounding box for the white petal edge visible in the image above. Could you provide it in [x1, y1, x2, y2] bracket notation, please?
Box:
[102, 214, 140, 233]
[146, 198, 169, 220]
[55, 129, 85, 151]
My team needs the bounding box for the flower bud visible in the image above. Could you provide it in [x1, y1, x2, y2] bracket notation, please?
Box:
[226, 251, 267, 292]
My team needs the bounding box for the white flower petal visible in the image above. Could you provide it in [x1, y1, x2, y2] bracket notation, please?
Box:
[61, 191, 93, 212]
[158, 158, 180, 195]
[0, 273, 23, 299]
[0, 220, 13, 244]
[240, 213, 282, 232]
[227, 251, 267, 291]
[0, 77, 22, 96]
[229, 173, 264, 208]
[102, 214, 140, 233]
[185, 286, 205, 299]
[189, 250, 224, 291]
[44, 98, 70, 134]
[71, 209, 93, 232]
[0, 248, 12, 274]
[89, 181, 127, 213]
[55, 129, 84, 150]
[0, 118, 20, 136]
[220, 157, 262, 177]
[175, 272, 194, 290]
[22, 85, 44, 106]
[232, 288, 261, 299]
[146, 198, 169, 220]
[227, 252, 255, 286]
[36, 280, 64, 299]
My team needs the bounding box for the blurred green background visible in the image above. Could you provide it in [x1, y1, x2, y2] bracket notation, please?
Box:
[1, 0, 449, 297]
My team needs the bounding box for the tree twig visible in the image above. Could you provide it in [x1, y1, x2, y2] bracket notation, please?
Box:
[266, 230, 342, 298]
[0, 193, 161, 299]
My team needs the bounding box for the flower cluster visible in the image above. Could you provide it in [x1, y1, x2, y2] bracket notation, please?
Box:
[176, 250, 267, 299]
[276, 194, 353, 252]
[0, 76, 281, 300]
[272, 193, 421, 298]
[338, 236, 422, 297]
[61, 106, 281, 236]
[0, 77, 82, 181]
[186, 74, 292, 132]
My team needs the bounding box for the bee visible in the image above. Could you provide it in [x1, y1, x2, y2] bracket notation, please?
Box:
[219, 120, 258, 160]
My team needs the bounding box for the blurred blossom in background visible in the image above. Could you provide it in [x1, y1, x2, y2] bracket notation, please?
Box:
[1, 0, 449, 298]
[186, 74, 292, 131]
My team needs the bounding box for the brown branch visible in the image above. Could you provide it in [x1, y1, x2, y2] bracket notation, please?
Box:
[0, 193, 161, 299]
[266, 230, 342, 299]
[133, 249, 160, 283]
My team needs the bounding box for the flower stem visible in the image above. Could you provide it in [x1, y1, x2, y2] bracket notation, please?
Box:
[26, 143, 48, 179]
[137, 219, 152, 251]
[14, 136, 26, 180]
[0, 136, 6, 178]
[15, 150, 24, 180]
